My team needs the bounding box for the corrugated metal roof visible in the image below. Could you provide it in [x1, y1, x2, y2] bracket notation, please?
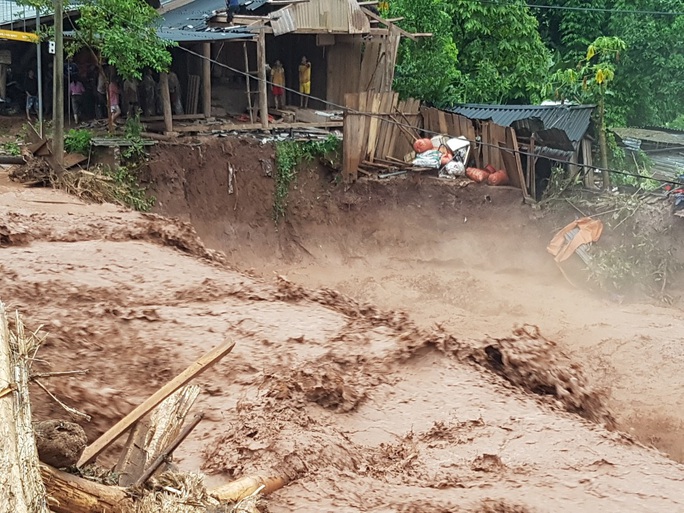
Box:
[159, 0, 256, 41]
[0, 0, 36, 28]
[612, 127, 684, 147]
[447, 103, 594, 143]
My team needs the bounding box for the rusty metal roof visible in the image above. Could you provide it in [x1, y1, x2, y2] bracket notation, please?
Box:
[447, 104, 595, 143]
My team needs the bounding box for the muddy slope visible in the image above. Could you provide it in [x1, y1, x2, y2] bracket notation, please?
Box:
[147, 137, 684, 462]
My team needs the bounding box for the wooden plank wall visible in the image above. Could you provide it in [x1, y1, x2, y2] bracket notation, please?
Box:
[343, 92, 421, 181]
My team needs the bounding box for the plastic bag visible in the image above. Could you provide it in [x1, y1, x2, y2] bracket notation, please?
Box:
[413, 138, 434, 154]
[485, 164, 497, 174]
[412, 149, 442, 169]
[439, 160, 466, 178]
[487, 169, 510, 186]
[466, 167, 489, 183]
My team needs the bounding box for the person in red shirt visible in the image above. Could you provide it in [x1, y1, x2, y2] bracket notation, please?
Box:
[69, 78, 85, 124]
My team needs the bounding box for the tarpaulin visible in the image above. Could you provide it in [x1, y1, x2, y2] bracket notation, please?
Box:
[547, 217, 603, 263]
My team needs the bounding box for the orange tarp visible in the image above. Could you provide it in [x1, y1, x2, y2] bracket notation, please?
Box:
[547, 217, 603, 263]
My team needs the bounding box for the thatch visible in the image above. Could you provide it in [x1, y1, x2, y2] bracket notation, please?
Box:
[135, 471, 219, 513]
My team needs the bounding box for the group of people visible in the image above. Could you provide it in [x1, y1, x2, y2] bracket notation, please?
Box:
[269, 56, 311, 109]
[23, 62, 184, 125]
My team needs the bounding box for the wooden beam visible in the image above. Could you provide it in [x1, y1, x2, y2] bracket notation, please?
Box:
[140, 113, 205, 122]
[202, 42, 212, 117]
[77, 339, 235, 467]
[361, 7, 417, 41]
[256, 29, 269, 130]
[172, 121, 343, 133]
[159, 72, 173, 135]
[211, 474, 290, 502]
[41, 465, 131, 513]
[0, 305, 49, 513]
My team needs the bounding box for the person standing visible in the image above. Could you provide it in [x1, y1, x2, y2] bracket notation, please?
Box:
[69, 77, 85, 124]
[140, 69, 156, 117]
[226, 0, 239, 23]
[123, 77, 139, 118]
[168, 71, 184, 115]
[298, 56, 311, 108]
[24, 69, 38, 121]
[108, 78, 121, 124]
[96, 68, 107, 119]
[270, 60, 285, 110]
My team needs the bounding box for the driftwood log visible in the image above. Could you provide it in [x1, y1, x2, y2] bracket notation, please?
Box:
[40, 465, 132, 513]
[0, 304, 49, 513]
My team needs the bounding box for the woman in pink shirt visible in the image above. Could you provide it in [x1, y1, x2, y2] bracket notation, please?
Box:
[108, 79, 121, 123]
[69, 78, 85, 124]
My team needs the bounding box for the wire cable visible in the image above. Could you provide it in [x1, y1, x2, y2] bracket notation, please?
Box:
[176, 44, 684, 188]
[476, 0, 684, 16]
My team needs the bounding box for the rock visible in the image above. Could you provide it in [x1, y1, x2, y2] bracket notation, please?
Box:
[34, 419, 87, 468]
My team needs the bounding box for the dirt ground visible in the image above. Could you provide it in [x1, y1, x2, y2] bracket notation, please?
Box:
[2, 134, 684, 511]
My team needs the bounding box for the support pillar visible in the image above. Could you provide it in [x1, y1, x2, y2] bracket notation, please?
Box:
[256, 30, 268, 130]
[160, 72, 173, 134]
[202, 42, 211, 117]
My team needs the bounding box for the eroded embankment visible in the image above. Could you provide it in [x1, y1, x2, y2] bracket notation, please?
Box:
[146, 137, 684, 463]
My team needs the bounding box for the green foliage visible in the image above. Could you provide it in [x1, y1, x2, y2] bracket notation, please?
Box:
[105, 165, 155, 211]
[666, 114, 684, 130]
[64, 128, 92, 155]
[273, 136, 340, 223]
[1, 141, 21, 156]
[589, 234, 678, 294]
[122, 112, 145, 160]
[389, 0, 461, 106]
[19, 0, 175, 82]
[450, 0, 551, 104]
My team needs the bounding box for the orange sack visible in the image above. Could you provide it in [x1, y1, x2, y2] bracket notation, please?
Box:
[413, 138, 434, 154]
[466, 167, 489, 183]
[485, 164, 497, 174]
[487, 169, 510, 186]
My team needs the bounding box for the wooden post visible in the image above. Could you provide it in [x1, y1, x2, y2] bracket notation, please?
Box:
[256, 29, 269, 130]
[202, 42, 212, 117]
[243, 42, 254, 123]
[528, 135, 537, 200]
[160, 72, 173, 135]
[53, 0, 64, 168]
[0, 65, 7, 100]
[41, 465, 131, 513]
[0, 305, 49, 513]
[78, 339, 235, 467]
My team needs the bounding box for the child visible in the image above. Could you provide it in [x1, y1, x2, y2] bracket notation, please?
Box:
[298, 56, 311, 108]
[271, 60, 285, 110]
[69, 78, 85, 124]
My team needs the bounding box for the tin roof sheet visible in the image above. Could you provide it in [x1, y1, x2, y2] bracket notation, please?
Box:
[447, 103, 595, 143]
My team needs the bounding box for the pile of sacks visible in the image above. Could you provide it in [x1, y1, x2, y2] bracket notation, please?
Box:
[411, 136, 469, 179]
[466, 165, 510, 186]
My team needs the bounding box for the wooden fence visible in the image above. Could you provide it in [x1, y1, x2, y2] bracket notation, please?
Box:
[343, 94, 528, 199]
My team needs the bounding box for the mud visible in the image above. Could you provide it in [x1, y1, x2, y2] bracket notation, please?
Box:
[1, 136, 684, 511]
[34, 419, 87, 468]
[146, 137, 684, 463]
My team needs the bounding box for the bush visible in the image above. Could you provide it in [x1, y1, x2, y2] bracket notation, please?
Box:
[64, 129, 92, 155]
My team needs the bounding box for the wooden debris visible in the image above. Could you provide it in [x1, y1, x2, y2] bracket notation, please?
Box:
[0, 304, 49, 513]
[211, 473, 291, 502]
[78, 339, 235, 467]
[40, 464, 132, 513]
[133, 413, 204, 487]
[116, 385, 201, 486]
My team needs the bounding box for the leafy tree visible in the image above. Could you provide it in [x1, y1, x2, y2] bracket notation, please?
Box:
[449, 0, 551, 104]
[608, 0, 684, 126]
[20, 0, 174, 131]
[544, 36, 626, 188]
[388, 0, 461, 106]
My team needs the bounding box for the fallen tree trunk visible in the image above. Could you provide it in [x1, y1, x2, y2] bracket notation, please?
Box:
[0, 304, 49, 513]
[40, 465, 132, 513]
[210, 473, 290, 502]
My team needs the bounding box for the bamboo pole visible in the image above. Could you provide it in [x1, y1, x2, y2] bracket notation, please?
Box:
[243, 42, 254, 124]
[0, 304, 49, 513]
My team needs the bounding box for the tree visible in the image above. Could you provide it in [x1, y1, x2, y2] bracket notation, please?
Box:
[22, 0, 174, 131]
[544, 36, 627, 188]
[449, 0, 552, 104]
[388, 0, 461, 107]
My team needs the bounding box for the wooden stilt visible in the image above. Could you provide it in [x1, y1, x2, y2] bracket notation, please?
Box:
[256, 29, 269, 130]
[160, 72, 173, 135]
[243, 42, 254, 123]
[202, 42, 212, 117]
